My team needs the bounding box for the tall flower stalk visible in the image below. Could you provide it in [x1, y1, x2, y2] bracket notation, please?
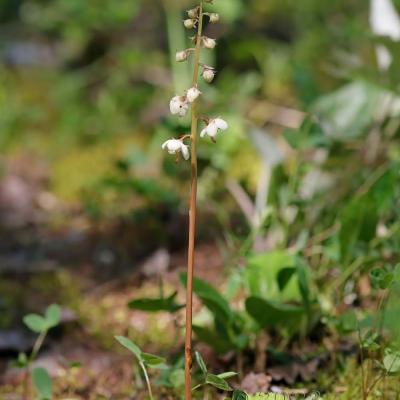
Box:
[163, 1, 228, 398]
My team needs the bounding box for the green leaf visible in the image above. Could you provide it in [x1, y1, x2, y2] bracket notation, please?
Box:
[370, 268, 394, 290]
[180, 273, 233, 323]
[232, 390, 248, 400]
[32, 367, 52, 400]
[384, 351, 400, 374]
[195, 351, 208, 376]
[296, 260, 311, 311]
[277, 267, 296, 292]
[45, 304, 61, 329]
[114, 336, 142, 360]
[141, 352, 166, 368]
[245, 296, 304, 329]
[205, 373, 232, 391]
[245, 251, 301, 302]
[128, 292, 184, 313]
[193, 326, 233, 354]
[336, 311, 358, 334]
[217, 371, 238, 379]
[339, 195, 378, 261]
[23, 314, 48, 333]
[13, 353, 28, 368]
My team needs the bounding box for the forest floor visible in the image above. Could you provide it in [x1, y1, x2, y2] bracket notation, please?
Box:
[1, 239, 399, 399]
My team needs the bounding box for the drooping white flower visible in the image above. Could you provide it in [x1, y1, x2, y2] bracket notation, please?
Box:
[186, 86, 201, 102]
[209, 13, 220, 23]
[169, 95, 189, 117]
[202, 68, 215, 83]
[162, 139, 190, 160]
[202, 37, 217, 49]
[370, 0, 400, 69]
[176, 50, 188, 62]
[200, 118, 228, 140]
[184, 19, 196, 29]
[187, 7, 198, 19]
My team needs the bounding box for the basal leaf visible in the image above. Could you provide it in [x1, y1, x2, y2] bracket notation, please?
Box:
[32, 367, 52, 400]
[245, 296, 304, 329]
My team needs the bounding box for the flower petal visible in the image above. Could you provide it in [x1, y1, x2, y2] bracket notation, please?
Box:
[181, 144, 190, 160]
[214, 118, 228, 130]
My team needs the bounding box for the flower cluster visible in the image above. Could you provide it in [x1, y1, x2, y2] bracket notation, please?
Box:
[162, 0, 228, 161]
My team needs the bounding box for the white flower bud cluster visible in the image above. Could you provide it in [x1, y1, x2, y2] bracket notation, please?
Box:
[163, 0, 229, 161]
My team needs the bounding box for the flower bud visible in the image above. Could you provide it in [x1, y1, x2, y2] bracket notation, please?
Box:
[209, 13, 220, 23]
[203, 68, 215, 83]
[202, 37, 216, 49]
[187, 7, 199, 19]
[187, 86, 201, 102]
[184, 19, 195, 29]
[176, 50, 188, 62]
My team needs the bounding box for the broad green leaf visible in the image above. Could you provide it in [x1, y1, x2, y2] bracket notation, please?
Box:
[193, 326, 233, 354]
[195, 351, 208, 375]
[128, 292, 184, 313]
[206, 373, 232, 391]
[180, 273, 233, 322]
[114, 336, 142, 360]
[277, 267, 296, 292]
[23, 314, 47, 333]
[384, 351, 400, 374]
[245, 251, 301, 302]
[32, 367, 52, 400]
[45, 304, 61, 329]
[141, 352, 166, 368]
[245, 296, 304, 329]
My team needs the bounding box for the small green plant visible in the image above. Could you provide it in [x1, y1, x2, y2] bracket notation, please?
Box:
[192, 351, 237, 393]
[115, 336, 237, 399]
[17, 304, 61, 400]
[115, 336, 166, 400]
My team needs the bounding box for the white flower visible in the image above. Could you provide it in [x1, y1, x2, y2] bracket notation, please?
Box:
[202, 37, 216, 49]
[169, 95, 189, 117]
[202, 68, 215, 83]
[186, 86, 201, 102]
[187, 8, 198, 19]
[200, 118, 228, 140]
[162, 139, 190, 160]
[184, 19, 195, 29]
[209, 13, 220, 23]
[176, 50, 188, 62]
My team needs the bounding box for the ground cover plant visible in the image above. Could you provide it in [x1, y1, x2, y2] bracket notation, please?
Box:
[0, 0, 400, 399]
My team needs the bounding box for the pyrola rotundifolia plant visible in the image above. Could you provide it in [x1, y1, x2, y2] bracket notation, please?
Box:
[162, 1, 228, 398]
